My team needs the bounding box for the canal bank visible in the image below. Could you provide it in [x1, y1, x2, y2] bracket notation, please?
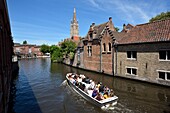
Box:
[62, 59, 170, 88]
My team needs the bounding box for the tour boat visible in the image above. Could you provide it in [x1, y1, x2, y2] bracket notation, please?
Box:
[66, 73, 118, 108]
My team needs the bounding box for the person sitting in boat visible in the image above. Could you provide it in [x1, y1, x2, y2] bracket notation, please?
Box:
[79, 83, 86, 91]
[83, 77, 90, 84]
[103, 92, 109, 99]
[88, 80, 95, 90]
[69, 77, 76, 84]
[109, 89, 114, 97]
[99, 84, 104, 94]
[75, 80, 79, 86]
[92, 89, 98, 98]
[95, 92, 104, 101]
[77, 76, 82, 83]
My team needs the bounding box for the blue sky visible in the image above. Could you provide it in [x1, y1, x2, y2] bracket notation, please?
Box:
[7, 0, 170, 45]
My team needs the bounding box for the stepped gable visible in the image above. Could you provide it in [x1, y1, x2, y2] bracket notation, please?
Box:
[84, 17, 117, 41]
[83, 22, 108, 41]
[118, 19, 170, 44]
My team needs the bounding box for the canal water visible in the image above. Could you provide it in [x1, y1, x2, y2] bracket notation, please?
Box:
[9, 58, 170, 113]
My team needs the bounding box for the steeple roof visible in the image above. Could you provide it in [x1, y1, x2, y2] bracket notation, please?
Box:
[73, 8, 77, 23]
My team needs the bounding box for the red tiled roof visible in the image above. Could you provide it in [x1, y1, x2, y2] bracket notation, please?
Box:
[118, 19, 170, 44]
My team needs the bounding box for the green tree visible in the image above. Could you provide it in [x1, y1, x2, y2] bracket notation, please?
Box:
[51, 47, 62, 62]
[149, 11, 170, 23]
[40, 44, 50, 54]
[61, 40, 77, 59]
[50, 45, 58, 54]
[115, 27, 119, 32]
[23, 40, 27, 44]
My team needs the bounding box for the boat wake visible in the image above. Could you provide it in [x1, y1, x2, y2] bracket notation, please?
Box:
[60, 80, 67, 87]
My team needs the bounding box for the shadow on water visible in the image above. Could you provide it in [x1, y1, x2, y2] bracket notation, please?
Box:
[8, 69, 42, 113]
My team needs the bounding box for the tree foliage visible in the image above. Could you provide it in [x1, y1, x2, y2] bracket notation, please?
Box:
[23, 40, 27, 44]
[149, 11, 170, 23]
[40, 44, 50, 54]
[115, 27, 119, 32]
[49, 41, 77, 62]
[50, 46, 62, 62]
[60, 40, 77, 58]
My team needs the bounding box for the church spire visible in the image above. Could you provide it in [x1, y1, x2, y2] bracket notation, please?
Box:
[73, 8, 77, 23]
[70, 8, 79, 38]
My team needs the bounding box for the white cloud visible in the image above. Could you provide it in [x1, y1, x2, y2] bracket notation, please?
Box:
[85, 0, 169, 24]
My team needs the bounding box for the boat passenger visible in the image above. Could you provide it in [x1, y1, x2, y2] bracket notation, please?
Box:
[103, 92, 109, 99]
[84, 77, 90, 84]
[92, 89, 98, 98]
[109, 89, 114, 97]
[99, 84, 104, 94]
[79, 83, 86, 91]
[89, 80, 95, 90]
[69, 77, 76, 84]
[95, 92, 104, 101]
[77, 76, 82, 83]
[96, 82, 101, 88]
[75, 81, 79, 86]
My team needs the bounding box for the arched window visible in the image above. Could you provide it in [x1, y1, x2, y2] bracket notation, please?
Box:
[108, 43, 111, 51]
[103, 43, 106, 51]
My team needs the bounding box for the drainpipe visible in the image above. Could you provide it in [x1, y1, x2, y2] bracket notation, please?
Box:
[112, 41, 114, 76]
[112, 38, 116, 76]
[100, 39, 102, 72]
[115, 44, 118, 75]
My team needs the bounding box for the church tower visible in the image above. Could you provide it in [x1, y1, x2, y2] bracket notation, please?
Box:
[70, 8, 79, 38]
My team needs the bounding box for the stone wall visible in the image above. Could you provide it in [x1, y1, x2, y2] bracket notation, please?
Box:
[116, 42, 170, 86]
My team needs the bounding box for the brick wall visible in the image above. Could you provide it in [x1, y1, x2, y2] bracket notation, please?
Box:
[101, 31, 113, 74]
[0, 0, 13, 112]
[84, 41, 101, 71]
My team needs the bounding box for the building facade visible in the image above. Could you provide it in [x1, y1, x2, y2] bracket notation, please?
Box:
[0, 0, 14, 112]
[83, 17, 117, 74]
[73, 18, 170, 86]
[13, 43, 43, 58]
[115, 19, 170, 86]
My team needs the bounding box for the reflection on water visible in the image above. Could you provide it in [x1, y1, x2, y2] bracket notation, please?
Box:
[9, 58, 170, 113]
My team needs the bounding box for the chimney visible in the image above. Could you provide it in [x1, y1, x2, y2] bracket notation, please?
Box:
[109, 17, 112, 21]
[92, 23, 95, 26]
[123, 24, 126, 30]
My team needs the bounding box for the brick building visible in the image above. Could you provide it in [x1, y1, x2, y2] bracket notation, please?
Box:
[115, 19, 170, 86]
[13, 43, 43, 58]
[83, 17, 120, 74]
[0, 0, 14, 112]
[79, 18, 170, 86]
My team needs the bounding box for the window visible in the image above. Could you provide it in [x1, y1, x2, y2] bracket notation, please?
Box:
[158, 70, 170, 81]
[87, 46, 92, 56]
[108, 43, 111, 51]
[89, 33, 93, 40]
[29, 48, 32, 53]
[103, 43, 106, 52]
[159, 51, 170, 61]
[127, 51, 137, 59]
[126, 67, 137, 75]
[16, 48, 20, 52]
